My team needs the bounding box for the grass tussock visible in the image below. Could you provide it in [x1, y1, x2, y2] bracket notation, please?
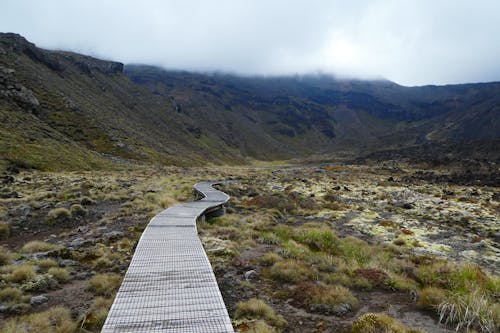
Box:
[235, 298, 287, 330]
[70, 204, 88, 217]
[417, 287, 447, 310]
[86, 273, 121, 297]
[438, 290, 499, 333]
[1, 306, 77, 333]
[0, 221, 11, 239]
[47, 207, 72, 223]
[0, 246, 14, 265]
[80, 297, 114, 331]
[47, 267, 71, 283]
[268, 259, 316, 283]
[292, 282, 358, 314]
[351, 313, 423, 333]
[0, 287, 25, 304]
[21, 241, 61, 253]
[4, 264, 37, 283]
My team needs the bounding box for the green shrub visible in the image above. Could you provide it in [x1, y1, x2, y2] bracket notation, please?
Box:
[339, 236, 372, 266]
[294, 228, 339, 253]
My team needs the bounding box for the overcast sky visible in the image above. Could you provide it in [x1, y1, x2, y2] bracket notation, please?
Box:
[1, 0, 499, 86]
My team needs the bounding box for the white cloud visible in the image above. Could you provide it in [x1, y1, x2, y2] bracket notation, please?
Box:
[1, 0, 499, 85]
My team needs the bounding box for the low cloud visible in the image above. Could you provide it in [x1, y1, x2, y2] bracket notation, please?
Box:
[1, 0, 499, 85]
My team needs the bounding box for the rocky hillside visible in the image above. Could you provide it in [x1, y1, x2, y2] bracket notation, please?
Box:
[1, 33, 499, 171]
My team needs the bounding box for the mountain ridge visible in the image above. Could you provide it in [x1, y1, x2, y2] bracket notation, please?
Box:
[0, 32, 499, 171]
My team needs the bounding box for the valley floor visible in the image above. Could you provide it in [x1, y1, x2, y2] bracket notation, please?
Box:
[0, 162, 498, 332]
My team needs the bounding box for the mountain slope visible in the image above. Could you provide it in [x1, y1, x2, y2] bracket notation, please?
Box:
[1, 33, 499, 171]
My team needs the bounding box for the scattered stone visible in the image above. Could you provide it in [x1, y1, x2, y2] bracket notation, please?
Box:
[103, 231, 124, 241]
[244, 270, 257, 281]
[30, 294, 48, 306]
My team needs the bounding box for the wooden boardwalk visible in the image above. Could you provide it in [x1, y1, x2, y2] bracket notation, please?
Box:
[101, 181, 234, 333]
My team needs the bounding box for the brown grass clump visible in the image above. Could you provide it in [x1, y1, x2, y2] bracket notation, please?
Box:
[70, 204, 88, 217]
[351, 313, 423, 333]
[47, 267, 71, 283]
[81, 297, 114, 331]
[354, 268, 389, 288]
[47, 207, 72, 223]
[268, 259, 316, 283]
[4, 264, 37, 283]
[1, 306, 77, 333]
[417, 287, 447, 310]
[292, 282, 358, 315]
[0, 221, 11, 239]
[0, 287, 24, 304]
[21, 241, 61, 253]
[378, 219, 399, 228]
[35, 258, 58, 272]
[235, 298, 287, 330]
[260, 252, 282, 266]
[0, 246, 14, 265]
[86, 273, 121, 297]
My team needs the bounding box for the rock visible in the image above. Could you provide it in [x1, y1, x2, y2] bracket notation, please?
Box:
[58, 259, 78, 267]
[70, 237, 89, 248]
[244, 270, 257, 281]
[0, 305, 8, 312]
[103, 231, 124, 241]
[30, 294, 48, 306]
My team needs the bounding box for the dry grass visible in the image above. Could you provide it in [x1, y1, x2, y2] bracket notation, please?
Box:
[268, 259, 316, 283]
[21, 241, 61, 253]
[417, 287, 447, 310]
[0, 246, 14, 265]
[292, 282, 358, 314]
[86, 273, 121, 297]
[0, 287, 24, 304]
[4, 264, 37, 283]
[0, 221, 11, 239]
[351, 313, 423, 333]
[438, 290, 499, 333]
[47, 207, 72, 223]
[47, 267, 71, 283]
[70, 204, 88, 217]
[81, 297, 114, 331]
[234, 298, 287, 330]
[2, 306, 77, 333]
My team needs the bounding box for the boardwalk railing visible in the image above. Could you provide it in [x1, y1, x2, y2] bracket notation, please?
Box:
[101, 181, 234, 333]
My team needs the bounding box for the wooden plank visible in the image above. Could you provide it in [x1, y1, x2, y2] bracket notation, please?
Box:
[101, 182, 234, 333]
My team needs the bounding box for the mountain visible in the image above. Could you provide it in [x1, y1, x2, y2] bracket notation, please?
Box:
[0, 33, 499, 171]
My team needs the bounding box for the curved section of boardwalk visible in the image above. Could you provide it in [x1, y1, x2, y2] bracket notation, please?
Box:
[101, 181, 234, 333]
